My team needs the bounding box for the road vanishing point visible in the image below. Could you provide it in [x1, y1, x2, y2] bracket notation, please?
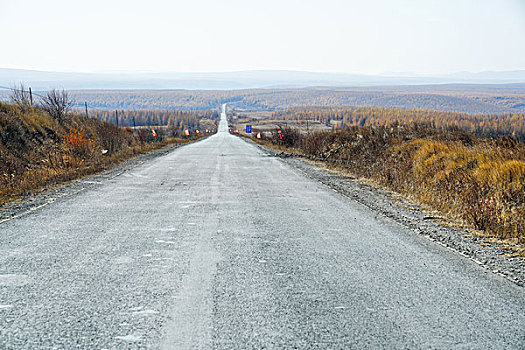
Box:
[1, 105, 524, 349]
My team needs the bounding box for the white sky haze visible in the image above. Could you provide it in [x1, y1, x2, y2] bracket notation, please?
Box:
[0, 0, 524, 74]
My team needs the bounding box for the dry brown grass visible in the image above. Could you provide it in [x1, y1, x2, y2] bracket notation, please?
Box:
[393, 139, 525, 243]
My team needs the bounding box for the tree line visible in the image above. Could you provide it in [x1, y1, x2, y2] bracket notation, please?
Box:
[65, 88, 525, 114]
[271, 106, 525, 140]
[92, 109, 218, 130]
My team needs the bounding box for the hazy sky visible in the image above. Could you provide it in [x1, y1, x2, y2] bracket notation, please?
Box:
[1, 0, 524, 74]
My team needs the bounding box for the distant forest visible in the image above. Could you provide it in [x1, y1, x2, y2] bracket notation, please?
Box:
[59, 86, 525, 114]
[1, 85, 524, 114]
[272, 106, 525, 140]
[92, 109, 219, 127]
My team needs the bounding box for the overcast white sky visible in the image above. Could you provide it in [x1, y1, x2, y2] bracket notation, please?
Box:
[0, 0, 524, 74]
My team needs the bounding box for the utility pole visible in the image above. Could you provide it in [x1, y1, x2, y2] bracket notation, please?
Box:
[84, 102, 89, 118]
[29, 87, 33, 106]
[115, 110, 119, 127]
[306, 115, 309, 134]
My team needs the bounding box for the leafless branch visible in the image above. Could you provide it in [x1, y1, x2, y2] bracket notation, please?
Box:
[40, 89, 72, 121]
[10, 83, 32, 111]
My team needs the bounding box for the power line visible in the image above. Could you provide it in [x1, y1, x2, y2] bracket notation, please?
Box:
[0, 85, 47, 99]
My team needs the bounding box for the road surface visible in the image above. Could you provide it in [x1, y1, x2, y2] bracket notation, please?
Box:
[1, 105, 524, 349]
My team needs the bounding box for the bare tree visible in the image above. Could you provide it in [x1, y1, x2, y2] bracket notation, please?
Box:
[10, 83, 32, 111]
[40, 89, 72, 121]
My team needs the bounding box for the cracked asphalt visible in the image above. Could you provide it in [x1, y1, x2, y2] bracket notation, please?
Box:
[1, 108, 524, 349]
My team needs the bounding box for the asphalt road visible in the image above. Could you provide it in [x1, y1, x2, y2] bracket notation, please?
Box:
[1, 107, 524, 349]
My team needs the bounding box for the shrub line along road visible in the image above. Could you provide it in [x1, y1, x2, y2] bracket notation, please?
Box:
[1, 105, 524, 349]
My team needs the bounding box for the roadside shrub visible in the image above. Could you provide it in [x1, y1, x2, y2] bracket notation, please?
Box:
[271, 126, 302, 148]
[95, 122, 133, 154]
[64, 128, 95, 157]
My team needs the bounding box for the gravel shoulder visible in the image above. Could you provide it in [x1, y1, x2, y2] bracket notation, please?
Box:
[0, 142, 196, 225]
[247, 139, 525, 287]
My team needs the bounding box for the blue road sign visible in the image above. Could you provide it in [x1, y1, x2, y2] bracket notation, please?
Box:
[246, 125, 252, 133]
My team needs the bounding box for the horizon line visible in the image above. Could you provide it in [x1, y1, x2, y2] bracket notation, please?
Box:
[2, 67, 525, 77]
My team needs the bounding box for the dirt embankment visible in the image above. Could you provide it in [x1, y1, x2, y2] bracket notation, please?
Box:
[0, 102, 208, 206]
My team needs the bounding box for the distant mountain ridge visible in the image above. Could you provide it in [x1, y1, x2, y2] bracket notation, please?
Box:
[1, 68, 525, 90]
